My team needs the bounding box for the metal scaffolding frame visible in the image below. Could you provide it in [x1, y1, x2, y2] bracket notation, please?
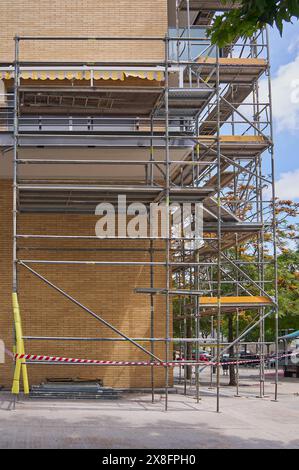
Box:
[7, 0, 279, 412]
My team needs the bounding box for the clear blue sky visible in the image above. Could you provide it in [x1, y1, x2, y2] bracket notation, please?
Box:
[269, 21, 299, 199]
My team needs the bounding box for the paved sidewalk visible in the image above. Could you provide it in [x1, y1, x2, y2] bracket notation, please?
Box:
[0, 372, 298, 449]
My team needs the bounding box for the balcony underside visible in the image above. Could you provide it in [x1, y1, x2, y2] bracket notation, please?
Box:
[0, 133, 194, 148]
[19, 88, 163, 117]
[2, 78, 214, 119]
[16, 184, 217, 213]
[178, 1, 239, 26]
[16, 86, 214, 118]
[179, 0, 237, 11]
[0, 146, 193, 182]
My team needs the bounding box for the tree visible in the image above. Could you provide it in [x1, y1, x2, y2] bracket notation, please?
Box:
[172, 190, 299, 386]
[267, 249, 299, 335]
[209, 1, 299, 47]
[219, 195, 299, 385]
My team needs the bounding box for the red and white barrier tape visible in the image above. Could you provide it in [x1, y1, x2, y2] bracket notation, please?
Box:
[14, 352, 296, 367]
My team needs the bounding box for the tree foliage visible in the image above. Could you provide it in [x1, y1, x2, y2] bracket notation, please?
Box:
[275, 249, 299, 325]
[209, 1, 299, 47]
[172, 192, 299, 365]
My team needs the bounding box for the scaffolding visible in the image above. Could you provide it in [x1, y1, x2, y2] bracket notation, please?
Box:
[5, 0, 279, 412]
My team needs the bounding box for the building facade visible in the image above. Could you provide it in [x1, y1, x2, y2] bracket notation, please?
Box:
[0, 1, 277, 403]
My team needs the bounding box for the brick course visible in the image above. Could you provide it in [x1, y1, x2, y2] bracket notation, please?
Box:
[0, 0, 168, 62]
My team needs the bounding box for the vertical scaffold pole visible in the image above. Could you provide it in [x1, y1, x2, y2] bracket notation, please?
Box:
[12, 36, 19, 393]
[216, 45, 222, 413]
[164, 35, 170, 411]
[266, 27, 279, 402]
[150, 239, 155, 403]
[176, 0, 180, 64]
[195, 119, 200, 403]
[150, 114, 155, 403]
[257, 157, 266, 398]
[195, 253, 200, 403]
[252, 47, 267, 398]
[13, 36, 19, 295]
[186, 0, 192, 86]
[11, 37, 29, 396]
[12, 36, 19, 395]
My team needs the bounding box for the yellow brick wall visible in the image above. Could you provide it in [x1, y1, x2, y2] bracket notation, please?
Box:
[0, 0, 168, 63]
[0, 180, 173, 389]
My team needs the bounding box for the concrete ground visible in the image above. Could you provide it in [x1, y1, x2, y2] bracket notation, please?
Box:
[0, 369, 298, 449]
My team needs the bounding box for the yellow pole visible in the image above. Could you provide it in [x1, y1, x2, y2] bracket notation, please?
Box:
[11, 293, 29, 395]
[12, 360, 21, 395]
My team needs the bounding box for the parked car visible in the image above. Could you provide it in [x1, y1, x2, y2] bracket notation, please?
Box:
[283, 351, 299, 378]
[175, 352, 210, 363]
[240, 352, 260, 368]
[197, 350, 212, 361]
[267, 352, 293, 369]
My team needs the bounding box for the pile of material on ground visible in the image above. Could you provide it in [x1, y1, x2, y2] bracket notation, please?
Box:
[29, 380, 120, 400]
